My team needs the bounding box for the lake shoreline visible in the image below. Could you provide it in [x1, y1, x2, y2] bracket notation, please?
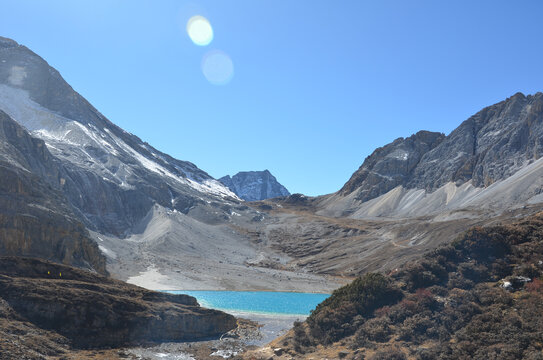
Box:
[164, 290, 329, 317]
[161, 288, 332, 294]
[123, 310, 301, 360]
[113, 250, 346, 295]
[124, 290, 327, 358]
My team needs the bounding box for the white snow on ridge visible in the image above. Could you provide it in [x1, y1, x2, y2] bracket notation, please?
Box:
[387, 149, 409, 161]
[73, 122, 119, 156]
[0, 84, 238, 199]
[103, 128, 238, 199]
[104, 127, 182, 181]
[0, 84, 67, 131]
[98, 245, 117, 259]
[191, 178, 239, 199]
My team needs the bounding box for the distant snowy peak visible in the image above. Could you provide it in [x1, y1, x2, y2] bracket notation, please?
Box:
[219, 170, 290, 201]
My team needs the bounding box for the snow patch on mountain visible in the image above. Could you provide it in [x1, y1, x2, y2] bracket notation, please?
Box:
[0, 84, 237, 199]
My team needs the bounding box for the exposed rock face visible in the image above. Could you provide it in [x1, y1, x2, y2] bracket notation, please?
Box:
[3, 33, 543, 300]
[0, 36, 239, 236]
[0, 110, 107, 274]
[408, 92, 543, 190]
[0, 257, 237, 349]
[0, 296, 70, 359]
[340, 92, 543, 201]
[219, 170, 290, 201]
[340, 131, 445, 201]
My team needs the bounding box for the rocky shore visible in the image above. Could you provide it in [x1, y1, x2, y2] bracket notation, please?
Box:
[0, 256, 237, 358]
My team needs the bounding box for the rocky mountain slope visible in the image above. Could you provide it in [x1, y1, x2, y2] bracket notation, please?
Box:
[0, 109, 106, 274]
[320, 92, 543, 219]
[339, 131, 445, 202]
[219, 170, 290, 201]
[0, 36, 239, 237]
[0, 256, 236, 358]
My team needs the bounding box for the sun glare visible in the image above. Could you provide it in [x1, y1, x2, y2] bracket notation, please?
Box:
[201, 50, 234, 85]
[186, 15, 213, 46]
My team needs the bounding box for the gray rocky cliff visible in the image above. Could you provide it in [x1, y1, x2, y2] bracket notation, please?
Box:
[340, 92, 543, 201]
[340, 131, 445, 201]
[219, 170, 290, 201]
[408, 92, 543, 190]
[0, 110, 107, 274]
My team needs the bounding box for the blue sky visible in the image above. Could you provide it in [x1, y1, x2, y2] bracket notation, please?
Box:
[1, 1, 542, 196]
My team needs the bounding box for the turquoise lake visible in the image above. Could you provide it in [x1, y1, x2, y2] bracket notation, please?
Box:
[164, 290, 330, 316]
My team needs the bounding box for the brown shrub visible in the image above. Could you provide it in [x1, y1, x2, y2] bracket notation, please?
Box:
[369, 347, 407, 360]
[354, 317, 391, 344]
[526, 278, 543, 293]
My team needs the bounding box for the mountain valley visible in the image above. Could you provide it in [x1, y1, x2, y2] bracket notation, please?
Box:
[2, 36, 543, 292]
[1, 34, 543, 359]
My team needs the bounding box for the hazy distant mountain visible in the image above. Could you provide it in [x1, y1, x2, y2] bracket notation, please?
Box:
[219, 170, 290, 201]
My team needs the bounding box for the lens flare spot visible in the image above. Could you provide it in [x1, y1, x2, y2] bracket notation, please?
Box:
[187, 15, 213, 46]
[201, 50, 234, 85]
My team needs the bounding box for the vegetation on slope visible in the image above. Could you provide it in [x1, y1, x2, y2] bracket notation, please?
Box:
[285, 213, 543, 359]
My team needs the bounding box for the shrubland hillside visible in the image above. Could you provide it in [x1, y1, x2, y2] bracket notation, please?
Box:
[248, 212, 543, 360]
